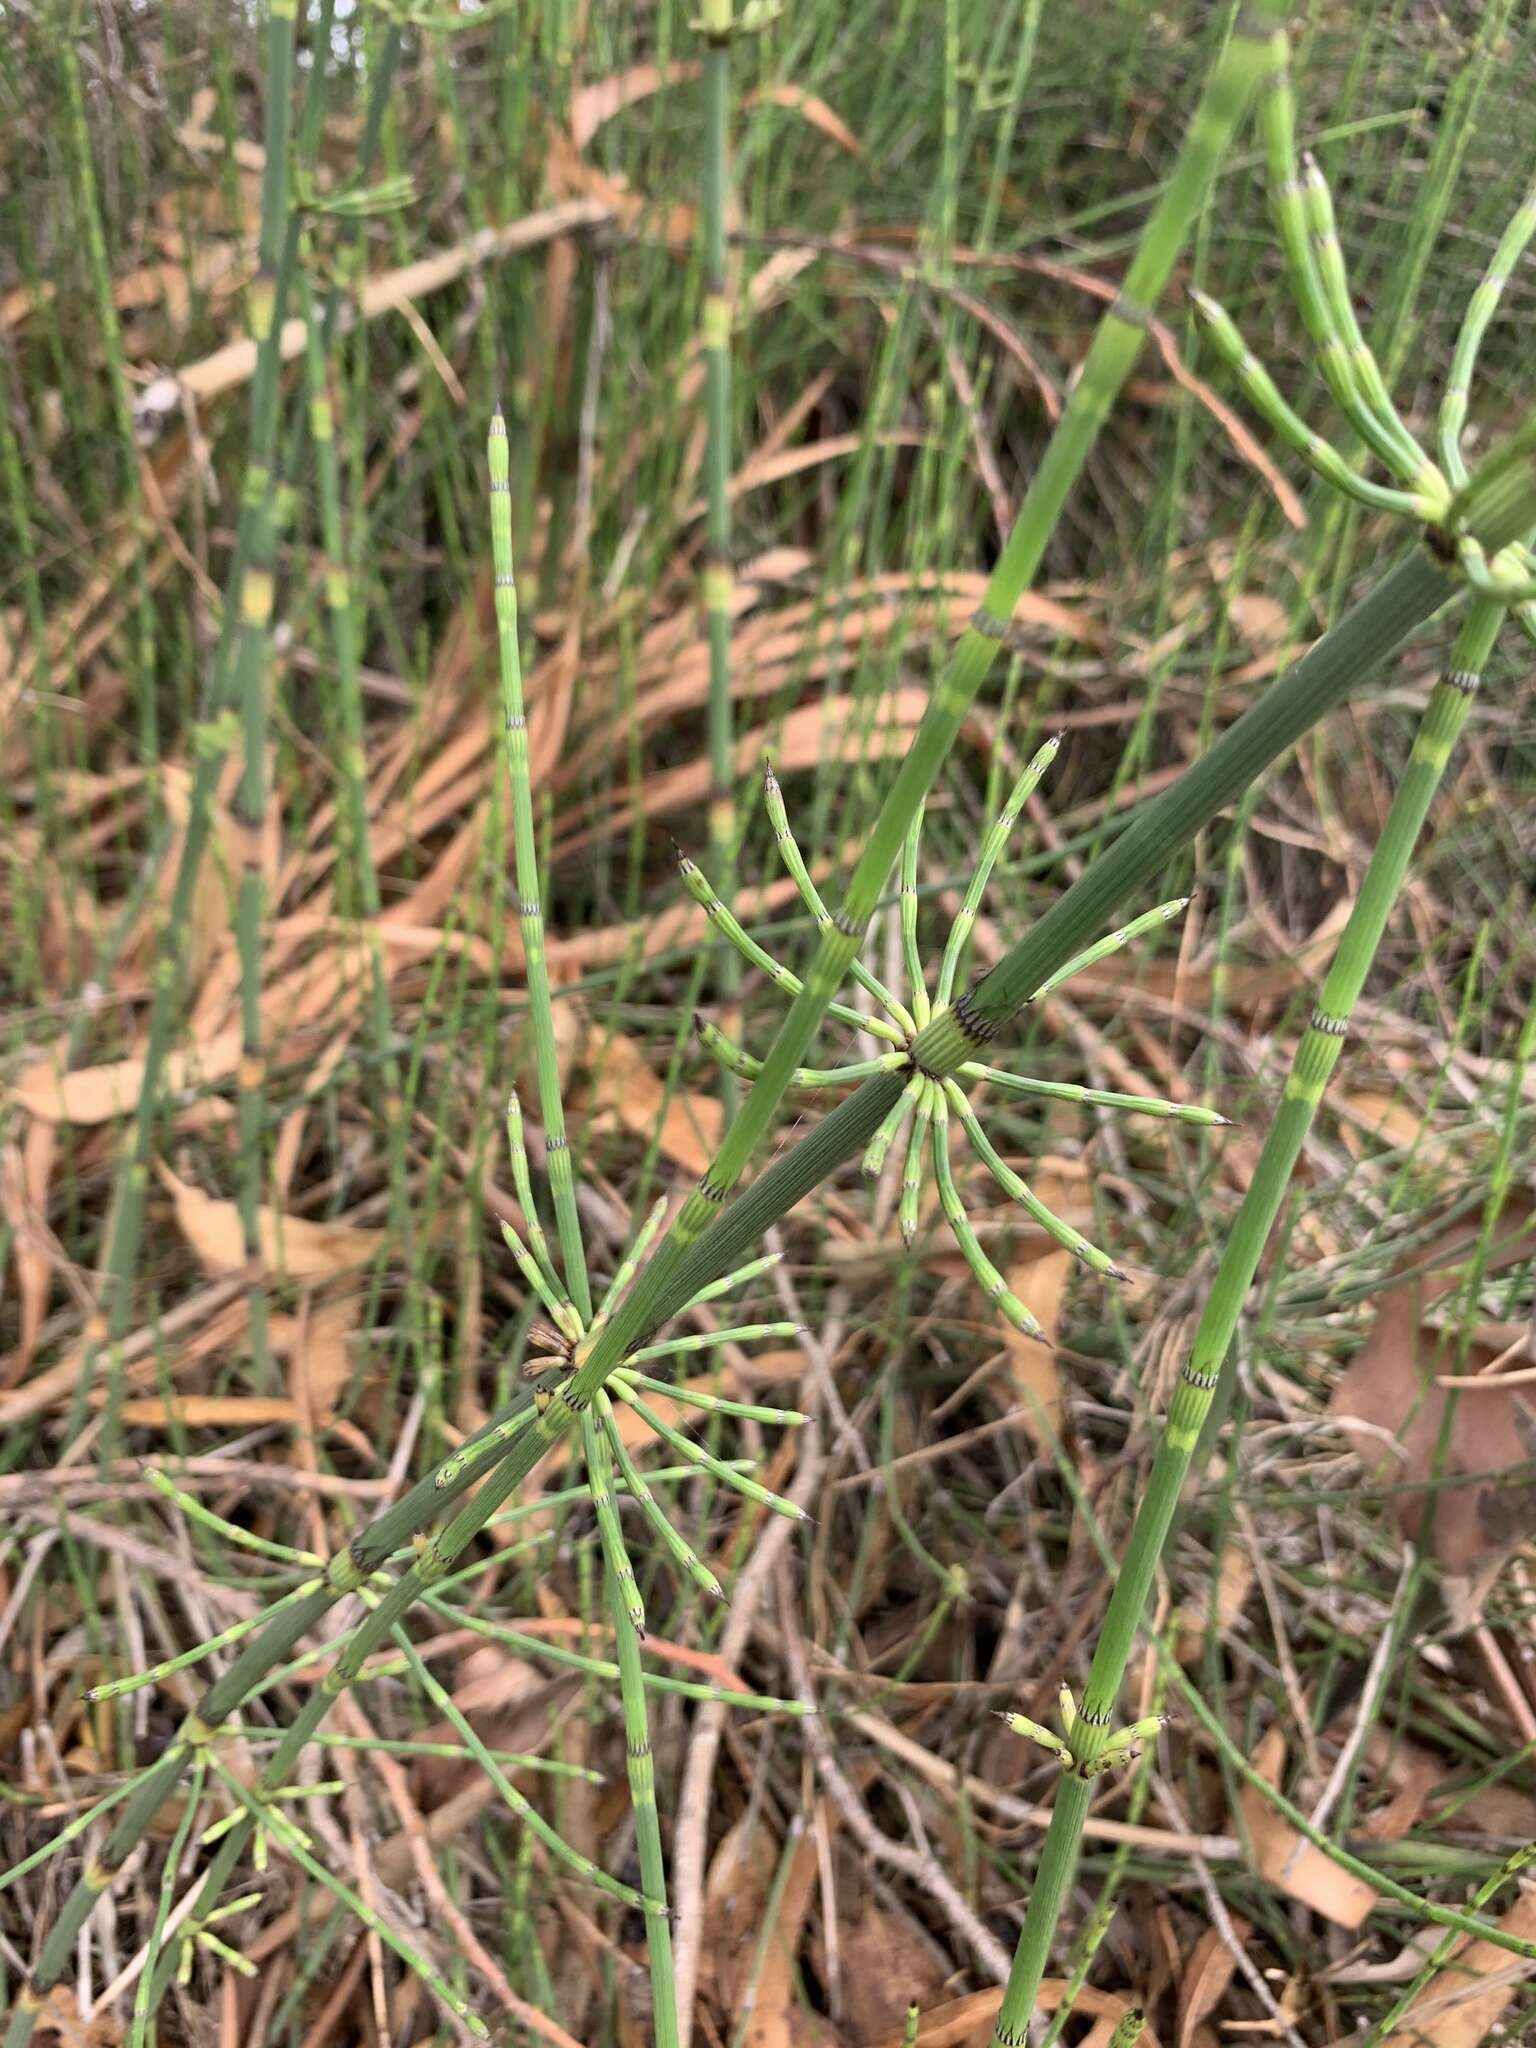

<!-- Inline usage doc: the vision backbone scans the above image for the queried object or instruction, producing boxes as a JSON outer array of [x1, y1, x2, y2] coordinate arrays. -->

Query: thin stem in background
[[699, 0, 739, 1121], [228, 0, 307, 1404], [61, 0, 310, 1447], [55, 18, 156, 772]]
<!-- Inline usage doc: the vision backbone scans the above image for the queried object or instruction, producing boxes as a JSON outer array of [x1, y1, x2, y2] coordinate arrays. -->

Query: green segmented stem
[[585, 1197, 669, 1346], [0, 1783, 137, 1898], [899, 1076, 939, 1245], [961, 1063, 1229, 1127], [987, 598, 1506, 2040], [583, 1407, 646, 1636], [1439, 174, 1536, 487], [55, 15, 408, 1471], [678, 852, 906, 1043], [936, 734, 1060, 1006], [209, 1761, 489, 2034], [1029, 897, 1189, 1000], [607, 1382, 806, 1521], [598, 1391, 725, 1602], [62, 0, 310, 1456], [9, 1375, 550, 2042], [614, 1370, 806, 1427], [293, 50, 421, 1398], [900, 802, 930, 1027], [230, 0, 314, 1404], [505, 1088, 563, 1299], [699, 0, 738, 1150], [864, 1072, 921, 1180], [555, 3, 1285, 1403], [698, 1015, 901, 1088], [85, 1580, 324, 1702], [433, 1399, 538, 1492], [607, 1531, 681, 2048], [128, 1753, 208, 2048], [764, 761, 915, 1032], [678, 1251, 782, 1312], [57, 23, 155, 764], [1258, 59, 1417, 486], [1299, 151, 1440, 494], [1108, 2012, 1146, 2048], [931, 1090, 1044, 1339], [942, 1078, 1122, 1278], [1189, 288, 1431, 516], [625, 1320, 799, 1366], [423, 1592, 807, 1714], [145, 1467, 322, 1566], [489, 410, 590, 1318], [500, 1218, 581, 1338]]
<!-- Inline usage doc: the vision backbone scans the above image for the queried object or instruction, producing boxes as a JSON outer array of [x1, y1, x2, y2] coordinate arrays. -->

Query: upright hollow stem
[[984, 595, 1508, 2044], [489, 412, 591, 1317], [700, 9, 739, 1118], [63, 0, 311, 1444]]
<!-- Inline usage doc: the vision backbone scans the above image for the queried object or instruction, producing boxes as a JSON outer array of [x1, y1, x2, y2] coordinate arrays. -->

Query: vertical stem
[[985, 598, 1505, 2043], [64, 0, 309, 1443], [55, 14, 156, 770], [587, 1415, 680, 2047], [488, 412, 591, 1317], [699, 9, 738, 1119], [230, 0, 315, 1395]]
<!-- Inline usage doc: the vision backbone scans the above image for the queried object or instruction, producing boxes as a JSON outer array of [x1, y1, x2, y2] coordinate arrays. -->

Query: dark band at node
[[952, 990, 999, 1044]]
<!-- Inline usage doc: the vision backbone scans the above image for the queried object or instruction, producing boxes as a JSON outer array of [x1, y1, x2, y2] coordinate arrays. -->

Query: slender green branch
[[699, 0, 739, 1122], [984, 598, 1507, 2042], [63, 0, 311, 1444], [586, 1412, 680, 2047], [490, 410, 591, 1316], [228, 0, 306, 1400]]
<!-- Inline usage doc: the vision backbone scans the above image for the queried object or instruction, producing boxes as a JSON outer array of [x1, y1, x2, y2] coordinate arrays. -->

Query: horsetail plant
[[532, 0, 1292, 1384], [688, 746, 1228, 1337], [63, 0, 309, 1445], [21, 365, 1536, 2048], [21, 11, 1536, 2040], [6, 420, 805, 2045], [695, 0, 746, 1107], [984, 91, 1536, 2048]]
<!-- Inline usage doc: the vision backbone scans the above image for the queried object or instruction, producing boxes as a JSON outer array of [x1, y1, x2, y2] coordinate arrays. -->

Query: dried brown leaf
[[1328, 1200, 1536, 1628], [746, 85, 862, 155], [1175, 1918, 1249, 2048], [582, 1033, 722, 1176], [156, 1161, 384, 1280], [1235, 1726, 1379, 1928], [11, 1030, 242, 1125], [570, 62, 700, 151]]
